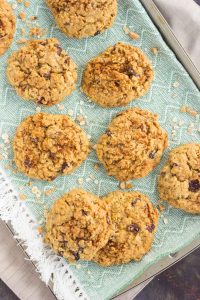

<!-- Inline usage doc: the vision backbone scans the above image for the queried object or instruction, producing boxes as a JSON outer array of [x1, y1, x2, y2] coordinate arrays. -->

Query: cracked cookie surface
[[96, 108, 168, 181], [13, 113, 90, 181], [158, 144, 200, 214], [46, 0, 117, 39], [45, 189, 112, 262], [0, 0, 16, 56], [7, 38, 77, 106], [82, 42, 154, 107], [93, 190, 158, 266]]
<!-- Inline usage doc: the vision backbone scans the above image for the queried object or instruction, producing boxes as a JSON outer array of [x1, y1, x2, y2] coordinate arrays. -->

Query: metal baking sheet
[[5, 1, 200, 299]]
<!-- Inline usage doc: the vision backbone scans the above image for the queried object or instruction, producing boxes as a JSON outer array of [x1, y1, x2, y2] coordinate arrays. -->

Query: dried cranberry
[[146, 224, 155, 233], [55, 44, 62, 55], [49, 152, 56, 159], [107, 217, 111, 225], [124, 66, 139, 78], [31, 137, 39, 143], [50, 176, 56, 181], [94, 30, 101, 36], [24, 158, 32, 168], [61, 162, 69, 173], [131, 199, 139, 206], [149, 150, 157, 159], [82, 210, 88, 216], [114, 81, 120, 87], [106, 129, 112, 137], [43, 73, 51, 79], [127, 223, 140, 234], [189, 180, 200, 192], [37, 97, 45, 104], [71, 251, 80, 261]]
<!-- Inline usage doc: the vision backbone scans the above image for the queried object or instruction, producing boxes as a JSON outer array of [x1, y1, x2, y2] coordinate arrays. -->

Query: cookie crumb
[[24, 1, 30, 7], [128, 31, 140, 40], [17, 0, 23, 3], [93, 163, 100, 171], [151, 47, 158, 55], [21, 28, 26, 36], [45, 188, 56, 197], [123, 25, 129, 34], [17, 38, 27, 44], [37, 227, 43, 234], [126, 182, 133, 189], [180, 105, 198, 117], [19, 193, 27, 201], [57, 104, 65, 111], [19, 12, 26, 21]]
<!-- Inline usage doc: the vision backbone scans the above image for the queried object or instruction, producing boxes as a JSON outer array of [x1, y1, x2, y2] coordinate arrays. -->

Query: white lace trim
[[0, 167, 89, 300]]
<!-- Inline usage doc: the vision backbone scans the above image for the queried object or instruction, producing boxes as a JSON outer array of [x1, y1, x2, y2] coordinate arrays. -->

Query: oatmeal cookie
[[45, 189, 112, 262], [93, 190, 158, 266], [96, 108, 168, 181], [13, 113, 90, 181], [82, 42, 154, 107], [7, 38, 77, 106], [0, 0, 16, 56], [46, 0, 117, 39], [158, 144, 200, 214]]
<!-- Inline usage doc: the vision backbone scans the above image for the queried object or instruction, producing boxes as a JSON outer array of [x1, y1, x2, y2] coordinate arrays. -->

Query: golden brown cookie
[[93, 190, 159, 266], [96, 108, 168, 181], [0, 0, 16, 56], [46, 0, 117, 39], [82, 42, 154, 107], [158, 144, 200, 214], [7, 38, 77, 106], [13, 113, 90, 181], [44, 189, 112, 262]]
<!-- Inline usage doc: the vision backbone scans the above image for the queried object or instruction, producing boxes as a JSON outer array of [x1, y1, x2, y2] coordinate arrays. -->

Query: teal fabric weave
[[0, 1, 200, 299]]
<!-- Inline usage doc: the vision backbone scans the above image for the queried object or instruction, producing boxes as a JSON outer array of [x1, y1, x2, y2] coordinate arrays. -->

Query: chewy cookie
[[0, 0, 16, 56], [13, 113, 90, 181], [158, 144, 200, 214], [45, 189, 112, 262], [82, 42, 154, 107], [7, 38, 77, 106], [93, 190, 158, 266], [96, 108, 168, 181], [46, 0, 117, 39]]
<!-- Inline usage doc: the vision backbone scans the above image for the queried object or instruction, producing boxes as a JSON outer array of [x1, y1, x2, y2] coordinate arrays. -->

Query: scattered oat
[[31, 186, 41, 198], [173, 81, 180, 88], [57, 104, 65, 111], [86, 178, 91, 182], [68, 109, 73, 117], [94, 179, 99, 185], [2, 133, 9, 143], [17, 38, 27, 44], [87, 270, 92, 275], [123, 25, 129, 34], [80, 100, 84, 105], [151, 47, 158, 55], [75, 264, 82, 269], [19, 12, 26, 21], [89, 174, 95, 180], [12, 3, 18, 9], [77, 178, 84, 185], [163, 218, 168, 225], [19, 193, 27, 201], [128, 31, 140, 40], [119, 182, 126, 190], [36, 106, 41, 113]]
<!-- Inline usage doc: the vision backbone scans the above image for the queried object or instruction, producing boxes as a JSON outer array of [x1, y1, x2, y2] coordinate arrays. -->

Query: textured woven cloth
[[0, 0, 199, 300]]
